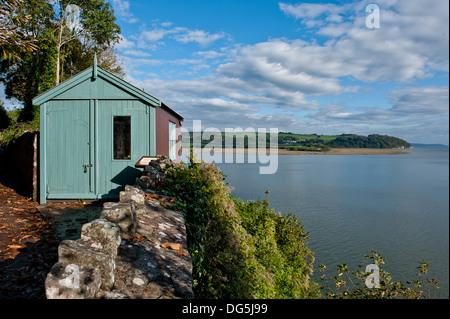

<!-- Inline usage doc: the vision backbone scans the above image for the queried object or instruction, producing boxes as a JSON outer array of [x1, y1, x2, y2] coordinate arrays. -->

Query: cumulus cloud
[[116, 0, 448, 143], [389, 86, 449, 119], [110, 0, 138, 23], [140, 29, 171, 42], [278, 0, 448, 82], [134, 24, 229, 48], [217, 39, 354, 95], [279, 2, 352, 28], [174, 29, 227, 46], [306, 86, 449, 138], [122, 49, 151, 57], [194, 50, 227, 59], [116, 35, 135, 49]]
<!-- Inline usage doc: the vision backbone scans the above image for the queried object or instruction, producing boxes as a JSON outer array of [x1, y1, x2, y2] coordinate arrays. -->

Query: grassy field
[[278, 133, 338, 142]]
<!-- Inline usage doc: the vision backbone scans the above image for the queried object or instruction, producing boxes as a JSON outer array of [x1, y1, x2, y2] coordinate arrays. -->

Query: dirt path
[[0, 182, 59, 299]]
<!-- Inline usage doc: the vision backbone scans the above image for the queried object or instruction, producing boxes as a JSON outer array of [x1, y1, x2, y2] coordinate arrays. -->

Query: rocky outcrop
[[135, 156, 170, 189], [45, 167, 193, 299]]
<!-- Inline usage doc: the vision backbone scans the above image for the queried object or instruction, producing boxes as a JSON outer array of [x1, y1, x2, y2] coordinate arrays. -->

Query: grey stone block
[[58, 240, 116, 290], [120, 185, 145, 206], [80, 218, 122, 256], [45, 262, 101, 299], [100, 202, 136, 234]]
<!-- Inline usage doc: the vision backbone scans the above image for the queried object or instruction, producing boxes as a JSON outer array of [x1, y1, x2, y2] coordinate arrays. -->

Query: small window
[[114, 116, 131, 160], [169, 121, 177, 160]]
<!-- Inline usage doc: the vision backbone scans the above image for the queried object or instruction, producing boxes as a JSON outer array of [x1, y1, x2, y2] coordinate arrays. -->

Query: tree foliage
[[0, 0, 38, 61], [325, 134, 412, 149], [0, 0, 122, 121], [0, 108, 39, 147], [52, 0, 121, 84]]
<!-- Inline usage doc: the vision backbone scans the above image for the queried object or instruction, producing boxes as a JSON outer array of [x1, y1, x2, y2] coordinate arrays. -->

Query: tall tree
[[0, 0, 37, 61], [0, 0, 122, 120], [0, 0, 54, 120], [62, 43, 125, 80], [53, 0, 121, 85]]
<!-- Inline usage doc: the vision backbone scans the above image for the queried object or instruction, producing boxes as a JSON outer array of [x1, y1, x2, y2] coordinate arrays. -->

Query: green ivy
[[159, 159, 320, 299]]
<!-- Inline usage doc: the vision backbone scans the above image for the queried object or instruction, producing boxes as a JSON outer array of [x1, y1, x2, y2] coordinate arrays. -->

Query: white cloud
[[389, 86, 449, 119], [217, 39, 354, 96], [110, 0, 138, 23], [306, 85, 449, 138], [173, 29, 227, 46], [194, 50, 226, 59], [123, 49, 151, 57], [135, 24, 229, 48], [279, 2, 353, 28], [277, 0, 449, 83], [116, 0, 448, 144], [279, 2, 343, 19], [140, 29, 172, 42], [116, 35, 135, 49], [317, 22, 352, 37], [126, 73, 448, 143]]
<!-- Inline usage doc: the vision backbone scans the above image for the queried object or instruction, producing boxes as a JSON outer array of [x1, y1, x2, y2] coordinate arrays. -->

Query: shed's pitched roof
[[161, 102, 184, 121], [33, 64, 161, 107]]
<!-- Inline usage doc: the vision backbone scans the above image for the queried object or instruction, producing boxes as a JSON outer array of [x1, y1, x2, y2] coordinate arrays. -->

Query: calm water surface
[[211, 147, 449, 297]]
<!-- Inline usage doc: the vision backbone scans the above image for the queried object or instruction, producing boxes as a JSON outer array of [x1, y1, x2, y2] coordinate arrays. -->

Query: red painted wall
[[155, 106, 183, 162]]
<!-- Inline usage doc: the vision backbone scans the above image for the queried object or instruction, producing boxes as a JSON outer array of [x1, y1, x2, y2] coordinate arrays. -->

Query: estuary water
[[209, 147, 449, 298]]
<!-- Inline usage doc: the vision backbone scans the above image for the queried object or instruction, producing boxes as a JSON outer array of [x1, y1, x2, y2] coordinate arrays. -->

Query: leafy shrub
[[235, 199, 320, 298], [0, 107, 39, 147], [0, 103, 11, 131], [159, 159, 320, 299], [318, 250, 443, 299]]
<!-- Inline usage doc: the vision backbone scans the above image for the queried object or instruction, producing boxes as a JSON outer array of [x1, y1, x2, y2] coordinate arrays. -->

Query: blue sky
[[4, 0, 448, 145]]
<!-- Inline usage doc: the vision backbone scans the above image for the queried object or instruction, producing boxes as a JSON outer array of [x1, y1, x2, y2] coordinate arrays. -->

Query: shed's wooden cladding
[[33, 60, 183, 203]]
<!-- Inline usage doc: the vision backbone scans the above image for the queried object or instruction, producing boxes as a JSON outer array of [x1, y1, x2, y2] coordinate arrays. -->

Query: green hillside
[[278, 133, 412, 151], [181, 132, 412, 152]]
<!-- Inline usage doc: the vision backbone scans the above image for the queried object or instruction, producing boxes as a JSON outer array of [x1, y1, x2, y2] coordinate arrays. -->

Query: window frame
[[113, 115, 132, 161], [169, 120, 177, 161]]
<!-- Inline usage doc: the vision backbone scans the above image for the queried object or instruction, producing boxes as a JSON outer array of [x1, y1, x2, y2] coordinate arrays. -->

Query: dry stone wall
[[45, 167, 193, 299]]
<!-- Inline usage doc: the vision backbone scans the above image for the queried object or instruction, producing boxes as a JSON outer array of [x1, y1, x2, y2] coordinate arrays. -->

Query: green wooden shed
[[33, 58, 183, 204]]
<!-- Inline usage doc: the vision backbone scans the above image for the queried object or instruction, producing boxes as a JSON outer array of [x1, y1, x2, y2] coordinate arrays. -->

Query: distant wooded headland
[[182, 132, 413, 154]]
